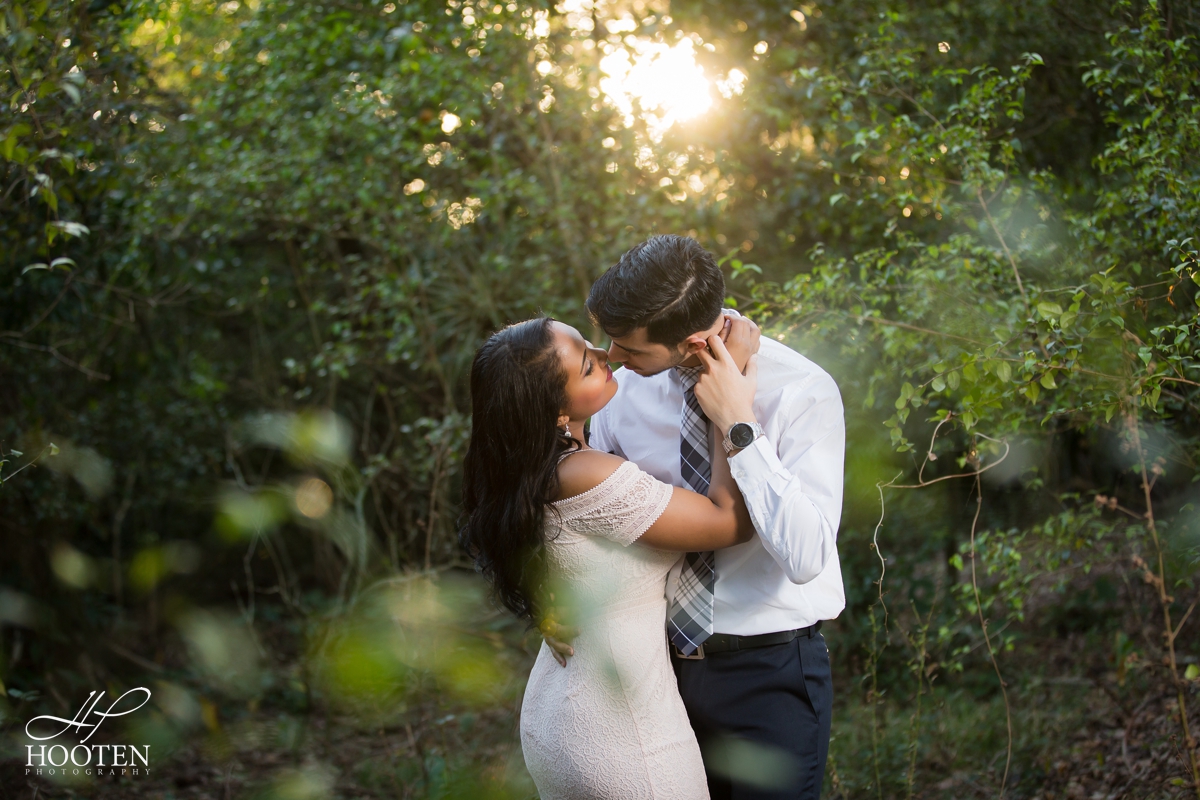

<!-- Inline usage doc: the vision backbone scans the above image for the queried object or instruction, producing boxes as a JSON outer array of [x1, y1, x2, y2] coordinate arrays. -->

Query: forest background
[[2, 0, 1200, 797]]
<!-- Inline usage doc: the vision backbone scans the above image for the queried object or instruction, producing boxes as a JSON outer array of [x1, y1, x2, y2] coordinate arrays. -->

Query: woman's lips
[[606, 365, 613, 382]]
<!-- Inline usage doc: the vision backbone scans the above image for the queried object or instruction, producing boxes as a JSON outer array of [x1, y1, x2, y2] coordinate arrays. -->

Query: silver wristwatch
[[722, 422, 764, 455]]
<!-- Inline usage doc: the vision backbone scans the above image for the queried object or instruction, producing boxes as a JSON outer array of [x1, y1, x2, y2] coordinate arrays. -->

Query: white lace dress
[[520, 461, 710, 800]]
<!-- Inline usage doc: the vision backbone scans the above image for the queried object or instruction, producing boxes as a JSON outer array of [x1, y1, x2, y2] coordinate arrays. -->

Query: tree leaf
[[48, 220, 90, 238], [1037, 301, 1063, 319]]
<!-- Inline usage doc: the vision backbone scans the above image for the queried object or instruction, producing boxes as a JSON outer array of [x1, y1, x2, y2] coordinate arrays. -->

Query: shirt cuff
[[729, 435, 783, 487]]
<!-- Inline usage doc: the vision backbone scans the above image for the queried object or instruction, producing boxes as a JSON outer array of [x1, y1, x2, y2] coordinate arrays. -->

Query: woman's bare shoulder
[[554, 449, 627, 501]]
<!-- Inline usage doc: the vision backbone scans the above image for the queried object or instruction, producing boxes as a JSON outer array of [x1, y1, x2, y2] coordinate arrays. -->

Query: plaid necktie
[[668, 365, 716, 656]]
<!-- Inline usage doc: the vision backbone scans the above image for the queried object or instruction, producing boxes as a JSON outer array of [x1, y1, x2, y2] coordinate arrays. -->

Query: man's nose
[[606, 343, 621, 363]]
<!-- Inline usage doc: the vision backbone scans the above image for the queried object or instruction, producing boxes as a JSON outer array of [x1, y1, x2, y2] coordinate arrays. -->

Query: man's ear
[[679, 316, 728, 356], [680, 334, 708, 355]]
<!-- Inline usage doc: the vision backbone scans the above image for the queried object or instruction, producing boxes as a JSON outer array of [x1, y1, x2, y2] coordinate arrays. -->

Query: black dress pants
[[673, 632, 832, 800]]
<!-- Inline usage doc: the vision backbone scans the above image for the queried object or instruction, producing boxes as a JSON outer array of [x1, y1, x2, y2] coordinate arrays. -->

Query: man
[[580, 234, 844, 800]]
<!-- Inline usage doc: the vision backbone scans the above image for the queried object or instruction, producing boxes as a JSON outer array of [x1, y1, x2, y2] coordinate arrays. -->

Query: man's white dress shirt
[[590, 335, 846, 636]]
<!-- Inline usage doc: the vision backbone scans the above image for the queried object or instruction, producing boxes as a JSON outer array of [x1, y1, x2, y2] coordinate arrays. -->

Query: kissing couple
[[460, 235, 845, 800]]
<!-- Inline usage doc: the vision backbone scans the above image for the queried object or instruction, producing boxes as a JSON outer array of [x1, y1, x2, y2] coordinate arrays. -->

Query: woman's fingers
[[546, 635, 574, 668], [543, 619, 578, 668], [707, 332, 734, 364], [694, 337, 759, 432], [727, 316, 761, 354], [717, 316, 760, 373]]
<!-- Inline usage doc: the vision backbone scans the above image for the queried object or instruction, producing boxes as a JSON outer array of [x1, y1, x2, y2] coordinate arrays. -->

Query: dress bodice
[[544, 460, 678, 619], [521, 458, 709, 799]]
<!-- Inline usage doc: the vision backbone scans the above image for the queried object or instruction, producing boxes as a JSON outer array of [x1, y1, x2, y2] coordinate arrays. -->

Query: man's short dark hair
[[586, 235, 725, 347]]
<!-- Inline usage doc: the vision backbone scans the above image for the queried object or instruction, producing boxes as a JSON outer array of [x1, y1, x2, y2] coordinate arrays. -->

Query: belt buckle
[[674, 643, 705, 660]]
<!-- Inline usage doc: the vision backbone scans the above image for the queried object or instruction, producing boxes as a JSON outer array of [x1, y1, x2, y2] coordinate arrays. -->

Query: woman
[[460, 317, 759, 800]]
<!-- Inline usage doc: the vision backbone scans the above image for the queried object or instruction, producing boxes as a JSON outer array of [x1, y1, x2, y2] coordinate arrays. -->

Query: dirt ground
[[5, 679, 1197, 799]]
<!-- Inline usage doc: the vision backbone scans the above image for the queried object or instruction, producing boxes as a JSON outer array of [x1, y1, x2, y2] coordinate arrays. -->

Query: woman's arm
[[556, 448, 752, 553], [635, 432, 755, 551], [556, 352, 759, 552]]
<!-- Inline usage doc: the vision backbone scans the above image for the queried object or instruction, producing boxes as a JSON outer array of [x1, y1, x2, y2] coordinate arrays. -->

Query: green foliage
[[2, 0, 161, 273], [743, 2, 1200, 792]]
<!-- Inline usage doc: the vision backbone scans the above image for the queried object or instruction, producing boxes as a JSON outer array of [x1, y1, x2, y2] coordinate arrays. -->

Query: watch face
[[730, 423, 755, 448]]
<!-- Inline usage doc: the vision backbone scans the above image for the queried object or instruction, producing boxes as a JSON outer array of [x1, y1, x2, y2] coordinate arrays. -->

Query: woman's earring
[[562, 422, 572, 438]]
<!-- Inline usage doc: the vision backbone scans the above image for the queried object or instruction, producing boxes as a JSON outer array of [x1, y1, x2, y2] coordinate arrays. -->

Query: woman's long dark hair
[[459, 317, 578, 622]]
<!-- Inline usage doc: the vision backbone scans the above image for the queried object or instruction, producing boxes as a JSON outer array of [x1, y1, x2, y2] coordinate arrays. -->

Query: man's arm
[[727, 378, 843, 584], [694, 339, 845, 585]]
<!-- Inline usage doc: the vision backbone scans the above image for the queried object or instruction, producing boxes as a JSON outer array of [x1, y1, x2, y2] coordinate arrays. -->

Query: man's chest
[[603, 385, 784, 488], [605, 397, 684, 488]]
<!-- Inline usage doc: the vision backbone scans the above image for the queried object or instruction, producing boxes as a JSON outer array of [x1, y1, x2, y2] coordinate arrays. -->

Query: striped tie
[[668, 366, 716, 656]]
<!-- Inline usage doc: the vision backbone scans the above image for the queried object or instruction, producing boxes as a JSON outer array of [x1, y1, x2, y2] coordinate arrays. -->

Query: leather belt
[[672, 622, 822, 660]]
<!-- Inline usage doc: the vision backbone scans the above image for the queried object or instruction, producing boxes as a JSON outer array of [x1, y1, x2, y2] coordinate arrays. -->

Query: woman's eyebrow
[[579, 346, 589, 375]]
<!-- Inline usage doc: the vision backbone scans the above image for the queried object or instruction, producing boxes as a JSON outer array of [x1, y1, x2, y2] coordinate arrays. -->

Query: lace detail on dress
[[523, 459, 708, 799], [551, 461, 673, 546]]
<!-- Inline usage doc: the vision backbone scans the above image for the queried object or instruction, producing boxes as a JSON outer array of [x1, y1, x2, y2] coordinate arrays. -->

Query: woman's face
[[550, 321, 618, 422]]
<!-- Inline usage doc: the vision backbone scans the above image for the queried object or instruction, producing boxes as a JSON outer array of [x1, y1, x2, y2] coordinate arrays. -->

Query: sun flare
[[599, 38, 718, 139]]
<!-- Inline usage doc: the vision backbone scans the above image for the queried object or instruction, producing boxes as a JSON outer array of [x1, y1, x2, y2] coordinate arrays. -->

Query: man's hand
[[694, 333, 759, 437], [717, 315, 760, 374], [539, 618, 580, 667]]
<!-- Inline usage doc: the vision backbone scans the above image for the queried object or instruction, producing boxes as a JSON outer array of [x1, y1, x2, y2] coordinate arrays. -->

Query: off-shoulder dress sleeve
[[550, 461, 673, 546]]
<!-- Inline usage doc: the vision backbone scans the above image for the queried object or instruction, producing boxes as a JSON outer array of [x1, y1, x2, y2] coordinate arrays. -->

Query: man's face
[[605, 327, 687, 377], [605, 315, 727, 376]]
